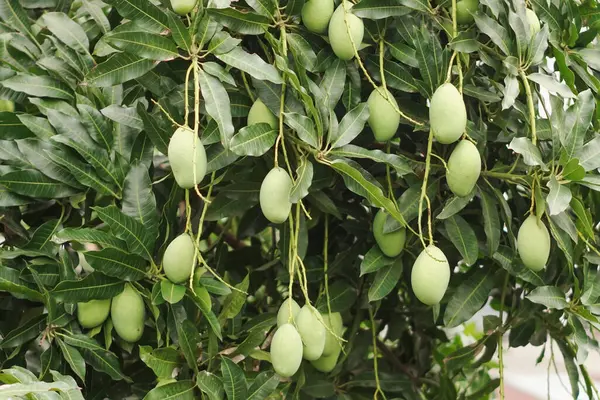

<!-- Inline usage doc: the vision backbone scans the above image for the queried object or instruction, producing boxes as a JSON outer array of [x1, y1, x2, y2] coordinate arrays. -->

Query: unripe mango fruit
[[328, 1, 364, 61], [311, 342, 342, 373], [168, 126, 207, 189], [302, 0, 334, 34], [0, 99, 14, 112], [111, 284, 145, 343], [456, 0, 478, 25], [259, 167, 292, 224], [248, 99, 277, 129], [321, 312, 343, 357], [277, 298, 301, 327], [77, 299, 111, 329], [430, 83, 467, 144], [270, 323, 303, 377], [373, 210, 406, 257], [170, 0, 196, 15], [517, 215, 550, 271], [163, 233, 195, 284], [367, 87, 400, 142], [526, 9, 540, 35], [446, 140, 481, 197], [411, 245, 450, 305], [296, 305, 326, 360]]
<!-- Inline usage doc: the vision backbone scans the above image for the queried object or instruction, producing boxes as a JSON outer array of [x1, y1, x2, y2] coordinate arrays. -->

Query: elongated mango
[[170, 0, 196, 15], [446, 140, 481, 197], [111, 284, 145, 343], [368, 87, 400, 142], [248, 99, 277, 129], [168, 126, 207, 189], [430, 83, 467, 144], [373, 210, 406, 258], [517, 215, 550, 271], [411, 245, 450, 305], [270, 323, 303, 377], [277, 298, 301, 327], [302, 0, 334, 34], [321, 312, 343, 357], [260, 167, 292, 224], [296, 305, 326, 360], [328, 1, 364, 61], [77, 299, 111, 329], [163, 233, 195, 284]]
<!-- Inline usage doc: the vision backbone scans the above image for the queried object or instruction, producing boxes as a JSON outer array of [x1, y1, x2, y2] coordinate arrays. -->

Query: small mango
[[367, 87, 400, 142], [411, 245, 450, 305], [168, 126, 207, 189], [270, 323, 303, 377], [430, 83, 467, 144], [259, 167, 293, 224], [373, 210, 406, 258], [163, 233, 196, 284], [296, 305, 326, 361], [446, 140, 481, 197], [111, 284, 145, 343], [302, 0, 334, 34], [77, 299, 111, 329], [248, 99, 277, 129], [517, 215, 550, 271], [321, 312, 343, 357], [170, 0, 196, 15], [277, 298, 301, 327], [328, 1, 364, 61]]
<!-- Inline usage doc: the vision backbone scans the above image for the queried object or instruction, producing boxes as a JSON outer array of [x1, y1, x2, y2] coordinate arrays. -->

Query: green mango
[[367, 87, 400, 142], [170, 0, 196, 15], [270, 323, 303, 377], [296, 305, 326, 361], [430, 83, 467, 144], [446, 140, 481, 197], [0, 100, 14, 112], [77, 299, 111, 329], [111, 284, 145, 343], [456, 0, 478, 25], [373, 210, 406, 258], [163, 233, 195, 284], [248, 99, 277, 129], [302, 0, 334, 34], [259, 167, 293, 224], [411, 245, 450, 305], [517, 215, 550, 271], [311, 343, 341, 373], [277, 298, 301, 327], [328, 1, 364, 60], [321, 312, 343, 356], [168, 126, 207, 189], [526, 9, 541, 35]]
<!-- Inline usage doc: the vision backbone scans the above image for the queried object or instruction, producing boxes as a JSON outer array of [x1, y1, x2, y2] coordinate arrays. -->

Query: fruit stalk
[[192, 59, 208, 201], [418, 130, 435, 248], [189, 171, 216, 292], [369, 307, 386, 400], [519, 69, 537, 146]]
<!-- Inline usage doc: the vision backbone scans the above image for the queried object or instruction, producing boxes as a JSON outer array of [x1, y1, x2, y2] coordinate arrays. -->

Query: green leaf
[[160, 280, 185, 304], [360, 245, 394, 276], [167, 11, 192, 54], [388, 41, 418, 68], [436, 192, 474, 220], [199, 277, 232, 296], [444, 215, 478, 266], [443, 268, 495, 328], [122, 163, 159, 236], [320, 58, 346, 109], [104, 0, 169, 33], [449, 32, 480, 53], [473, 11, 512, 55], [546, 176, 572, 216], [219, 275, 249, 320], [53, 228, 127, 250], [368, 258, 402, 302], [137, 103, 170, 155], [104, 32, 179, 61], [207, 8, 270, 35], [0, 169, 78, 198], [221, 357, 247, 400], [42, 12, 89, 54], [144, 380, 196, 400], [283, 112, 318, 148], [329, 103, 369, 148], [316, 280, 358, 313], [52, 272, 124, 302], [83, 0, 111, 34], [527, 73, 575, 98], [203, 62, 236, 86], [290, 158, 313, 203], [187, 291, 222, 340], [561, 90, 595, 159], [413, 25, 443, 97], [526, 286, 568, 309], [577, 135, 600, 171], [216, 47, 282, 84], [3, 74, 74, 101], [479, 189, 500, 255], [139, 345, 180, 379], [247, 371, 280, 400], [0, 0, 37, 47], [56, 338, 86, 383], [287, 33, 317, 72], [571, 197, 595, 240], [208, 31, 242, 55], [84, 249, 148, 281], [230, 123, 277, 157], [0, 381, 72, 396], [85, 53, 157, 87], [246, 0, 276, 19], [77, 104, 113, 151], [331, 145, 413, 176], [177, 319, 200, 372], [198, 69, 234, 148], [196, 371, 224, 400], [353, 0, 410, 19], [0, 314, 46, 348], [0, 266, 44, 302], [507, 137, 548, 170]]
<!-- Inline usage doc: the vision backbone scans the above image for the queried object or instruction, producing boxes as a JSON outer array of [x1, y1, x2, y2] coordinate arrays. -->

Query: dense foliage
[[0, 0, 600, 399]]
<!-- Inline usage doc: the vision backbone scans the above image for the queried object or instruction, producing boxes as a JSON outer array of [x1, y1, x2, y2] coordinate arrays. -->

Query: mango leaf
[[216, 47, 282, 84], [167, 11, 192, 54], [53, 228, 127, 250], [320, 59, 346, 110], [479, 189, 500, 255], [85, 53, 157, 87], [60, 333, 128, 381], [546, 176, 572, 216], [177, 320, 200, 372], [198, 69, 234, 148], [77, 104, 113, 151], [144, 380, 196, 400], [437, 192, 474, 220], [360, 245, 394, 276], [122, 163, 159, 236], [104, 32, 179, 61], [187, 291, 222, 340], [368, 258, 402, 302], [219, 275, 249, 321], [0, 169, 78, 198], [283, 112, 318, 148], [52, 272, 124, 302], [139, 346, 180, 379], [0, 0, 36, 46], [473, 11, 512, 55], [444, 268, 495, 328], [316, 280, 358, 313], [246, 0, 276, 19], [3, 74, 74, 101], [103, 0, 169, 33], [42, 12, 89, 54], [221, 357, 247, 400], [444, 215, 478, 265], [353, 0, 411, 19], [561, 90, 595, 159], [56, 338, 86, 383], [229, 123, 276, 157], [0, 314, 46, 348], [247, 371, 279, 400], [526, 286, 569, 309], [507, 137, 548, 170], [207, 8, 270, 35], [83, 249, 148, 281], [527, 73, 575, 98], [290, 158, 313, 203], [137, 103, 169, 155], [196, 371, 224, 400], [160, 280, 185, 304], [329, 103, 370, 148], [331, 145, 413, 176]]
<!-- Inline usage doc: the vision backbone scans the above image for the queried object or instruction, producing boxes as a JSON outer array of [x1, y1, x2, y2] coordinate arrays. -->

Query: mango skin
[[321, 312, 343, 357], [248, 99, 277, 129], [77, 299, 111, 329], [296, 305, 326, 361], [430, 83, 467, 144], [373, 210, 406, 258], [411, 245, 450, 305], [111, 284, 145, 343], [0, 100, 14, 112], [517, 215, 550, 271], [302, 0, 334, 34], [368, 87, 400, 142], [328, 2, 364, 61], [170, 0, 196, 15], [163, 233, 195, 284], [526, 9, 540, 35], [446, 140, 481, 197], [456, 0, 478, 25], [277, 298, 301, 327], [168, 126, 207, 189], [270, 323, 303, 377], [260, 167, 293, 224]]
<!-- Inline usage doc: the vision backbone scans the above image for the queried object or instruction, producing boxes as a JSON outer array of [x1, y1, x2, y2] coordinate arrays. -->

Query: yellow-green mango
[[373, 210, 406, 258], [321, 312, 343, 356], [302, 0, 334, 34], [367, 87, 400, 142], [170, 0, 196, 15], [411, 245, 450, 305], [163, 233, 195, 284], [328, 1, 364, 61], [270, 323, 303, 377], [526, 9, 540, 35], [77, 299, 111, 329], [168, 126, 207, 189], [0, 100, 14, 112], [311, 343, 341, 373], [296, 305, 326, 360], [111, 284, 145, 343], [446, 140, 481, 197], [430, 83, 467, 144], [277, 298, 301, 327], [259, 167, 292, 224], [517, 215, 550, 271], [456, 0, 478, 25], [248, 99, 277, 129]]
